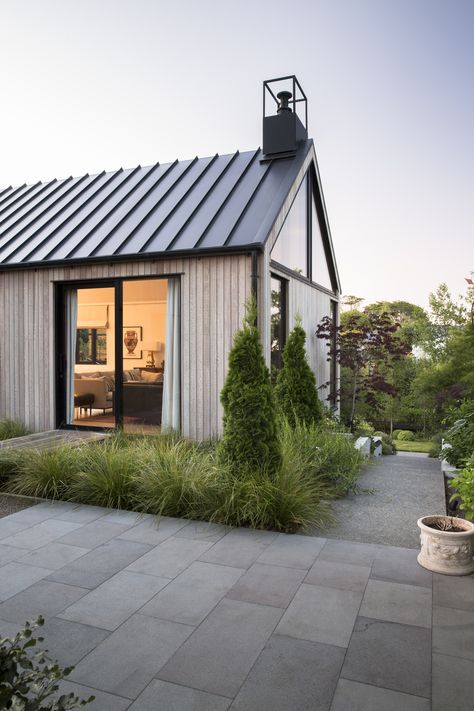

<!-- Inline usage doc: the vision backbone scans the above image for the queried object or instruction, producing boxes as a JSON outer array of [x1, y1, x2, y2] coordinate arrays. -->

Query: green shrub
[[0, 418, 30, 441], [397, 430, 415, 441], [274, 318, 324, 427], [381, 441, 394, 455], [392, 429, 402, 440], [352, 417, 375, 437], [428, 443, 442, 458], [0, 616, 93, 709], [219, 297, 280, 476], [442, 401, 474, 468], [450, 455, 474, 520], [6, 447, 81, 500]]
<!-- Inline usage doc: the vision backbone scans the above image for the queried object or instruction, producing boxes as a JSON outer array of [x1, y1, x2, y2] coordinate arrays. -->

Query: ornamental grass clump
[[6, 446, 81, 500], [219, 297, 281, 476], [274, 317, 324, 427], [0, 417, 30, 441], [70, 437, 138, 509]]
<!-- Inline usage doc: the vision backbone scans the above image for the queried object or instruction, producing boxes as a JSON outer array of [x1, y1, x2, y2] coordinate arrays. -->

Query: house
[[0, 76, 340, 440]]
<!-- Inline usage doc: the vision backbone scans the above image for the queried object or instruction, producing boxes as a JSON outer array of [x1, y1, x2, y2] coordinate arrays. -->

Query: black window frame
[[270, 273, 288, 377], [75, 327, 107, 366]]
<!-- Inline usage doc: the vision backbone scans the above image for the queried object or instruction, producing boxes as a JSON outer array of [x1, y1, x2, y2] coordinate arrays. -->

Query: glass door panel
[[65, 285, 116, 428], [122, 279, 167, 433]]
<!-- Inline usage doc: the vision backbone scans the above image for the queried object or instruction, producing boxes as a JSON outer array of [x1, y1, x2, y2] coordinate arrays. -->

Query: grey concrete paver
[[359, 579, 432, 628], [39, 618, 110, 667], [433, 605, 474, 660], [0, 543, 29, 566], [256, 533, 326, 569], [129, 679, 231, 710], [318, 539, 380, 566], [71, 613, 194, 699], [59, 570, 170, 630], [371, 545, 433, 587], [141, 561, 243, 626], [0, 580, 87, 623], [18, 542, 90, 570], [157, 598, 283, 698], [226, 562, 306, 608], [432, 653, 474, 711], [47, 538, 153, 588], [55, 680, 130, 711], [0, 495, 470, 709], [275, 583, 362, 647], [305, 559, 371, 593], [330, 678, 430, 711], [0, 562, 53, 601], [433, 571, 474, 611], [199, 528, 278, 569], [117, 515, 189, 545], [230, 635, 345, 711], [126, 536, 214, 578], [0, 518, 83, 550], [342, 616, 432, 698], [57, 520, 129, 548]]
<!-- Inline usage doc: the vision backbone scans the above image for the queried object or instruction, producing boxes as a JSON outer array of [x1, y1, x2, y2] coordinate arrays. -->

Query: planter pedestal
[[417, 516, 474, 576]]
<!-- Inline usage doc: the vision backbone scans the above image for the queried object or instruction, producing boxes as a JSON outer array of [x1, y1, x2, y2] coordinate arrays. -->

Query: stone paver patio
[[0, 500, 473, 710]]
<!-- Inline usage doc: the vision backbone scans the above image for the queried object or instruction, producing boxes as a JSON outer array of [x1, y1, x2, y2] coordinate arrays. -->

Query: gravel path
[[315, 453, 446, 548], [0, 494, 38, 518]]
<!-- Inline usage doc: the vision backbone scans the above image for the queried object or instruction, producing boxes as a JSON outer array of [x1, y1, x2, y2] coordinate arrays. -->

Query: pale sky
[[1, 0, 472, 308]]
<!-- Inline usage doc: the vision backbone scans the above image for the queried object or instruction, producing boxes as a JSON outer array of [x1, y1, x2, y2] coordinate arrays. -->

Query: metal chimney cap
[[277, 90, 292, 113]]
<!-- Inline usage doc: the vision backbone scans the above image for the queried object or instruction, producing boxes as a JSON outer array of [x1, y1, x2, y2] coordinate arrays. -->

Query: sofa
[[74, 369, 163, 417]]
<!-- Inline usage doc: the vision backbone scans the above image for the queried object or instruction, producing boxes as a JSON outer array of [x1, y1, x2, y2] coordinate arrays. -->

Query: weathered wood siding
[[0, 255, 252, 439]]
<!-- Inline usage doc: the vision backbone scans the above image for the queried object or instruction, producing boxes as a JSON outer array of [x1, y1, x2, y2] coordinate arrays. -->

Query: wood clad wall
[[0, 255, 252, 439]]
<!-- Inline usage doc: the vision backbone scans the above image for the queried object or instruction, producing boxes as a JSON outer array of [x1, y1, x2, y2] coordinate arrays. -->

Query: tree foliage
[[219, 297, 281, 476], [274, 318, 324, 427], [316, 308, 410, 430]]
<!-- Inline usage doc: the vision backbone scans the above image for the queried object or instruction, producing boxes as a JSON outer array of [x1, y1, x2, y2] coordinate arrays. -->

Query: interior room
[[70, 278, 172, 431]]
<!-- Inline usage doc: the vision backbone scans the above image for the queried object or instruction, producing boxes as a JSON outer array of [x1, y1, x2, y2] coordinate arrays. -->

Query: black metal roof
[[0, 140, 313, 267]]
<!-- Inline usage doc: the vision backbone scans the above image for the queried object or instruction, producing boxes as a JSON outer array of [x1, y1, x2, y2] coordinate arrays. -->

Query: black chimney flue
[[277, 90, 292, 113], [262, 76, 308, 160]]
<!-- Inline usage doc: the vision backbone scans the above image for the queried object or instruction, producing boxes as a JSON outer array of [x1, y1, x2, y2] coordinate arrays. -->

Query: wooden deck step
[[0, 429, 109, 451]]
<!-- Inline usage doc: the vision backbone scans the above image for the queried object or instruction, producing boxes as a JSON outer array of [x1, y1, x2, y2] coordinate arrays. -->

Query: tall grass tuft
[[0, 418, 30, 441], [70, 438, 138, 509], [6, 446, 80, 500]]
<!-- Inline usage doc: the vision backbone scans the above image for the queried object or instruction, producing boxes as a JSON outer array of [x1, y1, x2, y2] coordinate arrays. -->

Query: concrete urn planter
[[417, 515, 474, 576]]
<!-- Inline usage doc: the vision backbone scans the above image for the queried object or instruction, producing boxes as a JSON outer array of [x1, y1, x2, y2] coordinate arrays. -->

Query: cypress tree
[[219, 297, 281, 476], [275, 316, 324, 427]]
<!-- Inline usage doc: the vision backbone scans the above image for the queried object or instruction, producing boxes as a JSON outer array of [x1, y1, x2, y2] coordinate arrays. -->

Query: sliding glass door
[[58, 276, 180, 433]]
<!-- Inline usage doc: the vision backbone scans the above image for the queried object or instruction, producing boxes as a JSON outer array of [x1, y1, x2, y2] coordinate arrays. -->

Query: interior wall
[[74, 281, 167, 374]]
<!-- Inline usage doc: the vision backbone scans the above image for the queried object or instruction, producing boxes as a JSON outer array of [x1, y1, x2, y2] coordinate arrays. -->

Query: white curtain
[[162, 278, 181, 431], [65, 289, 78, 423]]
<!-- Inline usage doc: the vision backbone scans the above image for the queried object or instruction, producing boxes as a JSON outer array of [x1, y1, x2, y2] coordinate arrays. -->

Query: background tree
[[219, 297, 281, 476], [316, 309, 409, 431], [274, 317, 324, 427]]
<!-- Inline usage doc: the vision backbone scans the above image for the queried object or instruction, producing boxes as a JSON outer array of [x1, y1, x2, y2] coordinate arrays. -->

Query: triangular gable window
[[271, 175, 308, 276], [311, 192, 333, 291]]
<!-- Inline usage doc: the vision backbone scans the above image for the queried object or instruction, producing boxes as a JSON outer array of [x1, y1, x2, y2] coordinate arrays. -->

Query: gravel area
[[0, 494, 39, 518], [314, 453, 446, 548]]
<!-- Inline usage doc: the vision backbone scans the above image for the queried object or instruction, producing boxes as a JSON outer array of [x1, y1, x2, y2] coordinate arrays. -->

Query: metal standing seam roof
[[0, 140, 314, 267]]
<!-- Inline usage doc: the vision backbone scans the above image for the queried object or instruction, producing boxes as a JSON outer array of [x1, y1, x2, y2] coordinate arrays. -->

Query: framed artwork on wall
[[123, 326, 142, 359]]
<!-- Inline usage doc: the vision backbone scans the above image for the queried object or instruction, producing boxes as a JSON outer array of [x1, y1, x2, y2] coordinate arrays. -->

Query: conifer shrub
[[274, 317, 324, 427], [219, 297, 281, 477]]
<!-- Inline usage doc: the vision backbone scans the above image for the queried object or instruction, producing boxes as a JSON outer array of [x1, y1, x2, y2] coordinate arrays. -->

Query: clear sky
[[1, 0, 472, 308]]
